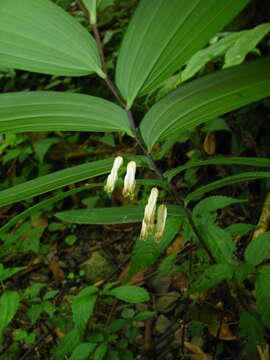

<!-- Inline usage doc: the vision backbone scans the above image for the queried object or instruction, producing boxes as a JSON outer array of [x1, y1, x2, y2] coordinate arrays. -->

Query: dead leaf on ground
[[184, 341, 214, 360], [257, 344, 269, 360], [166, 236, 184, 255], [208, 319, 236, 341]]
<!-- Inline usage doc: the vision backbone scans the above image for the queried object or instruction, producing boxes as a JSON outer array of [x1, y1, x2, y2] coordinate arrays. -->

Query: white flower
[[140, 187, 159, 240], [104, 156, 123, 193], [122, 161, 136, 199], [155, 205, 167, 242]]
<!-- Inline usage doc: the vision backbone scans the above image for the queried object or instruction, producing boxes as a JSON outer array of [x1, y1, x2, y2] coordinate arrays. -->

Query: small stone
[[81, 251, 115, 283], [156, 292, 180, 313], [155, 315, 171, 334]]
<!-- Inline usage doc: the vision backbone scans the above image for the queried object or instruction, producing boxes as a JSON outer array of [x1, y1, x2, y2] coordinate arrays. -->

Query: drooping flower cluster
[[104, 157, 167, 242], [104, 156, 136, 199]]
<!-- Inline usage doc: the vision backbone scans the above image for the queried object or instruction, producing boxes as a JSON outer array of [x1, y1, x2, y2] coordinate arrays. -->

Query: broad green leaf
[[255, 265, 270, 329], [56, 205, 184, 224], [0, 92, 131, 135], [0, 291, 20, 343], [224, 23, 270, 68], [182, 22, 270, 81], [110, 285, 149, 304], [94, 343, 108, 360], [72, 286, 98, 336], [0, 0, 104, 77], [238, 311, 265, 360], [225, 223, 255, 238], [70, 343, 96, 360], [34, 138, 60, 163], [128, 217, 182, 279], [116, 0, 249, 107], [190, 263, 234, 293], [0, 158, 115, 208], [182, 32, 242, 82], [27, 304, 42, 326], [192, 196, 246, 218], [54, 329, 81, 360], [165, 156, 270, 182], [140, 57, 270, 150], [245, 232, 270, 267], [185, 171, 270, 205], [198, 222, 235, 263]]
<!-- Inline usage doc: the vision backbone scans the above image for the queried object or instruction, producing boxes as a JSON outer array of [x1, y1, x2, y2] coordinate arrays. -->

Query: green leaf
[[0, 157, 115, 207], [0, 184, 100, 233], [0, 264, 25, 282], [192, 196, 246, 218], [198, 222, 236, 263], [0, 92, 131, 135], [255, 265, 270, 329], [165, 156, 270, 182], [186, 171, 270, 205], [0, 0, 104, 77], [225, 223, 255, 238], [245, 232, 270, 267], [182, 32, 242, 82], [54, 329, 81, 360], [238, 311, 265, 360], [56, 204, 184, 225], [224, 23, 270, 68], [140, 57, 270, 150], [94, 343, 108, 360], [134, 311, 154, 321], [116, 0, 249, 107], [72, 286, 98, 336], [0, 291, 20, 343], [128, 217, 182, 278], [202, 118, 231, 132], [34, 138, 60, 163], [27, 304, 42, 326], [70, 343, 96, 360], [110, 285, 149, 304], [190, 263, 234, 293]]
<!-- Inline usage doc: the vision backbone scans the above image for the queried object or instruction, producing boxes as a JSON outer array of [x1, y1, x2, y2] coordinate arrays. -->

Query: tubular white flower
[[104, 156, 123, 193], [155, 205, 167, 242], [144, 187, 159, 226], [122, 161, 136, 199], [139, 187, 159, 240], [140, 219, 148, 241]]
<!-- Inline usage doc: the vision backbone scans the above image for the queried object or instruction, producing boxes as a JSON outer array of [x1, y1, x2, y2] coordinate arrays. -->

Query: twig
[[212, 313, 224, 359], [89, 15, 215, 264]]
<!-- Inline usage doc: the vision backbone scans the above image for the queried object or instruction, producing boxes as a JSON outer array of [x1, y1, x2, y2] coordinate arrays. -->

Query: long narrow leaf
[[116, 0, 249, 107], [140, 57, 270, 150], [185, 171, 270, 204], [0, 0, 104, 77], [165, 156, 270, 181], [0, 158, 115, 207], [56, 205, 184, 224], [0, 92, 131, 135]]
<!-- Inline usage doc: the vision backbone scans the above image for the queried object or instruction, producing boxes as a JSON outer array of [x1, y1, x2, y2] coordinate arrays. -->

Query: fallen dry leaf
[[166, 236, 184, 255], [184, 341, 214, 360], [203, 132, 216, 155], [208, 321, 236, 341]]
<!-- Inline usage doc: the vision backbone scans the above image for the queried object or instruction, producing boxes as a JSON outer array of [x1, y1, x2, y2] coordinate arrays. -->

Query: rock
[[155, 315, 171, 334], [81, 251, 115, 283], [149, 275, 171, 294], [156, 292, 180, 313]]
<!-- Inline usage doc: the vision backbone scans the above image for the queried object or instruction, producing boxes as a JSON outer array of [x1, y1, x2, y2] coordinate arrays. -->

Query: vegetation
[[0, 0, 270, 359]]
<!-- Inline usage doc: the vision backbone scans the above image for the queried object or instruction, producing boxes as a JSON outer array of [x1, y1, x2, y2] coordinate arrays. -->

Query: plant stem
[[90, 18, 215, 264]]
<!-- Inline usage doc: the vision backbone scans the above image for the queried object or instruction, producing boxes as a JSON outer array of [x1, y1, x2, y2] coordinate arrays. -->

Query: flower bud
[[155, 205, 167, 242], [104, 156, 123, 193], [122, 161, 136, 199], [140, 219, 148, 241]]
